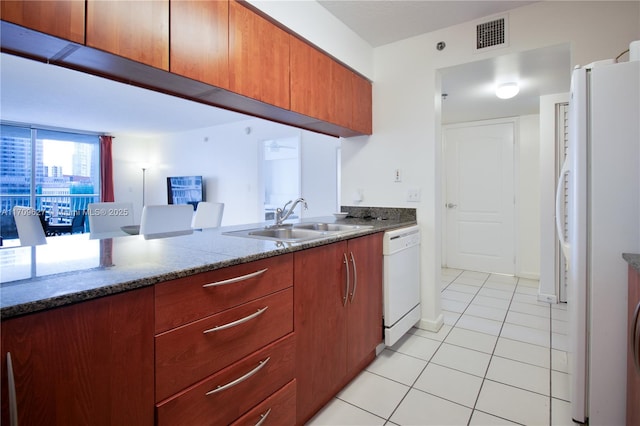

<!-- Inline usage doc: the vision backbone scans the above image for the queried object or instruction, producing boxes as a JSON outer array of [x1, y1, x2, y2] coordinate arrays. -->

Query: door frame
[[441, 117, 519, 275]]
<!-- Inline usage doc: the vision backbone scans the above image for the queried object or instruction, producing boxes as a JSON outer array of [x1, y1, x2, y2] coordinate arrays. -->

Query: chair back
[[71, 210, 86, 233], [87, 202, 134, 234], [191, 202, 224, 229], [139, 204, 194, 235], [13, 206, 47, 246]]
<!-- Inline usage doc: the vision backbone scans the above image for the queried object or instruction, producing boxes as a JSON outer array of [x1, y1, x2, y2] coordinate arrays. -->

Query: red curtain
[[99, 135, 115, 202]]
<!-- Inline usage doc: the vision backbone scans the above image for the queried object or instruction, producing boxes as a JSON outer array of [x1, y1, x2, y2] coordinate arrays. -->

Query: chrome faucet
[[275, 198, 307, 226]]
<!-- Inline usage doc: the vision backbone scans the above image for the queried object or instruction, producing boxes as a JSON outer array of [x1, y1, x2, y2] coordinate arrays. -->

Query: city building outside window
[[0, 124, 100, 243]]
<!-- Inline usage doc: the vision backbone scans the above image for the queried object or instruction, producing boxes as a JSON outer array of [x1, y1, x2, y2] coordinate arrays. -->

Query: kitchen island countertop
[[1, 212, 416, 319]]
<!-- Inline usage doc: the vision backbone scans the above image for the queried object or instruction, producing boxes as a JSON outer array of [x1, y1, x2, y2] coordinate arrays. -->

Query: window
[[0, 124, 100, 241]]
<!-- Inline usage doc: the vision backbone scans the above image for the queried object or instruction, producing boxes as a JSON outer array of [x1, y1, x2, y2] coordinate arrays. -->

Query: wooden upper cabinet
[[0, 0, 84, 43], [228, 1, 290, 109], [330, 61, 354, 129], [351, 73, 373, 135], [170, 0, 229, 89], [292, 35, 372, 135], [86, 0, 169, 70], [290, 35, 332, 123]]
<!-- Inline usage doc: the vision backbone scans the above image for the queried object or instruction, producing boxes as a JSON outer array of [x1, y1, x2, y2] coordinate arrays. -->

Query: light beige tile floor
[[307, 269, 578, 426]]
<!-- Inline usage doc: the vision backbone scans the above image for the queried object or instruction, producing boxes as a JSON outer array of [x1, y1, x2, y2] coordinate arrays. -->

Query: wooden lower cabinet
[[627, 264, 640, 425], [0, 287, 155, 426], [0, 235, 383, 425], [230, 379, 296, 426], [154, 255, 296, 424], [295, 234, 383, 424], [155, 287, 294, 401], [156, 334, 295, 426]]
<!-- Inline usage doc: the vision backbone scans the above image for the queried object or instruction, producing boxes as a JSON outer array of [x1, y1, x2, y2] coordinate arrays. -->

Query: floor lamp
[[142, 167, 147, 206]]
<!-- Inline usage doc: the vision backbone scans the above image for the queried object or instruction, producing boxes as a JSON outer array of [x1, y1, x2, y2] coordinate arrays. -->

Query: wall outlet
[[407, 187, 421, 202], [394, 168, 402, 182]]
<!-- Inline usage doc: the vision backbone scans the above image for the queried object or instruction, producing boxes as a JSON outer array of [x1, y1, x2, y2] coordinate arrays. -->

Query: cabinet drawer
[[156, 287, 293, 401], [156, 334, 295, 426], [230, 379, 296, 426], [155, 254, 293, 333]]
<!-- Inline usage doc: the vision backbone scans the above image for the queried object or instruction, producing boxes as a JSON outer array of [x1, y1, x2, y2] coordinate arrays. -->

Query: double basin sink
[[224, 222, 374, 243]]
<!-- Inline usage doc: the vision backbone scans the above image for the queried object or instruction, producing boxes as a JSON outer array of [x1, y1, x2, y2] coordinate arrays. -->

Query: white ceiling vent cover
[[475, 15, 508, 52]]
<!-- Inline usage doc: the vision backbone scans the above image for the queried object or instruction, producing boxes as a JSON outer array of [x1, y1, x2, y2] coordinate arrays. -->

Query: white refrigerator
[[557, 44, 640, 424]]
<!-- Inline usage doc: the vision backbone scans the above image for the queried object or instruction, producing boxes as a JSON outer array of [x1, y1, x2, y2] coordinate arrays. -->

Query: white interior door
[[444, 120, 515, 274]]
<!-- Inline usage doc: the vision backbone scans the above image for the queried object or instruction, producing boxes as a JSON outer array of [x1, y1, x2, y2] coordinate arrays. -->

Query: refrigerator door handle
[[555, 159, 571, 266]]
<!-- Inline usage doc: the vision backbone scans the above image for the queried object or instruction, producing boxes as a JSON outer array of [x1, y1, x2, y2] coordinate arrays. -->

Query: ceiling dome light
[[496, 82, 519, 99]]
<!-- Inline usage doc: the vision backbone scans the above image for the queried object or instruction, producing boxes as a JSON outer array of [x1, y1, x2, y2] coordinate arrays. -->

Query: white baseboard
[[418, 314, 444, 333], [537, 291, 558, 304]]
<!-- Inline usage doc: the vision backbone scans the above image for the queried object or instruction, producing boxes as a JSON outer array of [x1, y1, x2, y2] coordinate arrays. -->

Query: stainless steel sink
[[248, 228, 325, 241], [293, 223, 372, 232], [223, 222, 373, 242], [224, 226, 327, 242]]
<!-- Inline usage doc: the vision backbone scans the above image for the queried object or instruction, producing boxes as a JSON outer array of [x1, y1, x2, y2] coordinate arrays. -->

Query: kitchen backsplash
[[340, 206, 416, 222]]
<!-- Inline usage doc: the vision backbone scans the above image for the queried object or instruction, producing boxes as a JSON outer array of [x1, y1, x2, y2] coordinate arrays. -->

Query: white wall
[[247, 0, 374, 79], [112, 118, 340, 226], [517, 114, 540, 279], [255, 1, 640, 329]]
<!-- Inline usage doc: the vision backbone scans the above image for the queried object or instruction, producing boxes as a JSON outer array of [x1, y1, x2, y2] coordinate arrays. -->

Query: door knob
[[446, 203, 457, 209]]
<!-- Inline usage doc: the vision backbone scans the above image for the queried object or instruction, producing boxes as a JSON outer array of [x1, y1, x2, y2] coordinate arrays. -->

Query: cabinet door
[[0, 288, 155, 426], [229, 1, 290, 109], [346, 234, 383, 371], [170, 0, 229, 89], [294, 241, 348, 424], [330, 61, 353, 129], [351, 73, 373, 135], [86, 0, 169, 70], [0, 0, 84, 43], [290, 35, 332, 123]]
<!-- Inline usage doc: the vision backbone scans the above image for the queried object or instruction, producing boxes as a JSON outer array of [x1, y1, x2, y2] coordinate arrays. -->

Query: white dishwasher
[[383, 225, 421, 346]]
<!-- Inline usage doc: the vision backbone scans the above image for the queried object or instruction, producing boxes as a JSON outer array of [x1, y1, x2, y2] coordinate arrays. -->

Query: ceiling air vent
[[475, 16, 508, 51]]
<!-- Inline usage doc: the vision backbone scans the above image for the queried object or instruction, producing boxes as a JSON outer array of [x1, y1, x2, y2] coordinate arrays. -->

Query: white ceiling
[[317, 0, 538, 48], [0, 0, 571, 134], [317, 0, 570, 124], [440, 43, 571, 123]]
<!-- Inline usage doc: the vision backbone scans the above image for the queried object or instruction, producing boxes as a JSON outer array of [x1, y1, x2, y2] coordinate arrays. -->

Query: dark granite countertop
[[623, 253, 640, 273], [1, 207, 416, 319]]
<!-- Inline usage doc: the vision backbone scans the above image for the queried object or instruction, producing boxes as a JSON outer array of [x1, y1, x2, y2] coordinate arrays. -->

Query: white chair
[[13, 206, 47, 246], [191, 202, 224, 229], [139, 204, 194, 235], [87, 202, 134, 234]]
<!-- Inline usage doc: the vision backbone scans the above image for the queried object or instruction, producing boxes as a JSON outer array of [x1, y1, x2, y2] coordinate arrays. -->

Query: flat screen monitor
[[167, 175, 204, 209]]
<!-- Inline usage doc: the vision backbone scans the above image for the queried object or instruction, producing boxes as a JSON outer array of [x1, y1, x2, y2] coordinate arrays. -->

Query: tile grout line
[[466, 272, 520, 425], [383, 269, 472, 425]]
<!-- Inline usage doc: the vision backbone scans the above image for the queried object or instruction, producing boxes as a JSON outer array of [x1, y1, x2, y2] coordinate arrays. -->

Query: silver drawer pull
[[633, 301, 640, 373], [203, 307, 268, 333], [205, 357, 270, 396], [202, 268, 268, 288], [255, 408, 272, 426], [343, 253, 350, 307], [349, 251, 357, 303], [7, 353, 17, 426]]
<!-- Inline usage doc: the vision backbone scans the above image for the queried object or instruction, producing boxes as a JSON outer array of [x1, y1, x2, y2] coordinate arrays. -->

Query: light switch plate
[[407, 187, 421, 202]]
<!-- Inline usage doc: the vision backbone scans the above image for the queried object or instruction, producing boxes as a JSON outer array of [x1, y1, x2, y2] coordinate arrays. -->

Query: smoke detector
[[475, 15, 509, 52]]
